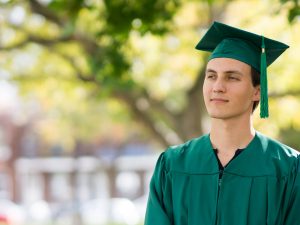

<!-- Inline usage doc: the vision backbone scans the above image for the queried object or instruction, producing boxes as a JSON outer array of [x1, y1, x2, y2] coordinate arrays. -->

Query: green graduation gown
[[145, 132, 300, 225]]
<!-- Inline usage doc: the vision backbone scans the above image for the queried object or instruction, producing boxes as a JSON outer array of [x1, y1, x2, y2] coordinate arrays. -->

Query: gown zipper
[[218, 170, 223, 187], [215, 169, 223, 225], [213, 148, 243, 225]]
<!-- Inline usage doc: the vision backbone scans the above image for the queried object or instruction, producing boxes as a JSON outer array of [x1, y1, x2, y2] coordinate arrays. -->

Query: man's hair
[[250, 67, 260, 112]]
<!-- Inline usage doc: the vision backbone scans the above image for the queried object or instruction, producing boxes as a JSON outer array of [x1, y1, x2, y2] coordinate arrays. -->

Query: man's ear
[[253, 85, 260, 101]]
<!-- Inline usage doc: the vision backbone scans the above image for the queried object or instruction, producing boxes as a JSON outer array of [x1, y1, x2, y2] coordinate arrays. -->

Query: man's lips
[[210, 98, 229, 102]]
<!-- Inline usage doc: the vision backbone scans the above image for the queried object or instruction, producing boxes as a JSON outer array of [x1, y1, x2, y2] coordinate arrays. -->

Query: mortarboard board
[[195, 21, 289, 118]]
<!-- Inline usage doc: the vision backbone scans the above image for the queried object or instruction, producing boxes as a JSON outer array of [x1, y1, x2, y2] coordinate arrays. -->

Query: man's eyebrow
[[206, 69, 217, 73], [205, 69, 243, 75], [224, 70, 243, 76]]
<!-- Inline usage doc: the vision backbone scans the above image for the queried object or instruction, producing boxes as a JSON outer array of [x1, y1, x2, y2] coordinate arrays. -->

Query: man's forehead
[[206, 58, 251, 73]]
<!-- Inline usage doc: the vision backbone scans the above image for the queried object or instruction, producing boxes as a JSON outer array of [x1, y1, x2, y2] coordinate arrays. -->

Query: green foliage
[[103, 0, 180, 37], [280, 0, 300, 22], [279, 127, 300, 149], [2, 0, 300, 150], [91, 40, 132, 89], [288, 4, 300, 22], [48, 0, 85, 20]]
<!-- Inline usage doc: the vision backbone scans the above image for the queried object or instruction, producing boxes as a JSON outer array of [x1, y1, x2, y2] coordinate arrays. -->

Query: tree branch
[[113, 91, 172, 147], [0, 34, 74, 51], [28, 0, 100, 55], [72, 33, 100, 56], [176, 55, 208, 139], [269, 89, 300, 98], [141, 90, 176, 122], [0, 30, 100, 61], [123, 88, 186, 141], [58, 54, 97, 83], [187, 54, 209, 96], [0, 40, 27, 51], [29, 0, 64, 26]]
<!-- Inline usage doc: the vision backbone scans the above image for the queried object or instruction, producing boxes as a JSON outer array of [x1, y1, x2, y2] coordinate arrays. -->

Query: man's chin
[[208, 112, 235, 120], [208, 111, 251, 120], [210, 115, 229, 120]]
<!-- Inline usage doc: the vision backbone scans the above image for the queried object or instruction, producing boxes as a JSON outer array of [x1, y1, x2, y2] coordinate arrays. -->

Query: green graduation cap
[[195, 21, 289, 118]]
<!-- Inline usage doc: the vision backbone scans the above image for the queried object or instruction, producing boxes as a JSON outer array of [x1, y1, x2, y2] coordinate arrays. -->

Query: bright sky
[[0, 80, 19, 110]]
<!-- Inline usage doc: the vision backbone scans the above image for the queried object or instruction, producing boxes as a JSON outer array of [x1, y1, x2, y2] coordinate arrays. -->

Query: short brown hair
[[251, 67, 260, 112]]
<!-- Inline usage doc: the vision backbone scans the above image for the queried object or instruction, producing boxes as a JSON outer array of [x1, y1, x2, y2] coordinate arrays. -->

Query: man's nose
[[212, 78, 226, 93]]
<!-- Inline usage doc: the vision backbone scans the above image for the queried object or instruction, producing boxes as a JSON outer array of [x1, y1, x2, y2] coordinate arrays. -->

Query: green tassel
[[260, 36, 269, 118]]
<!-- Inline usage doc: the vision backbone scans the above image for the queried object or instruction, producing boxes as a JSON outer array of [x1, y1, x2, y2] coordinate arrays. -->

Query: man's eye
[[206, 74, 216, 79], [228, 76, 239, 80]]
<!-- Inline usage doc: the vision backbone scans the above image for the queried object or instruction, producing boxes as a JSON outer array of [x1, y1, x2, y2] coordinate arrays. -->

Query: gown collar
[[202, 131, 273, 176]]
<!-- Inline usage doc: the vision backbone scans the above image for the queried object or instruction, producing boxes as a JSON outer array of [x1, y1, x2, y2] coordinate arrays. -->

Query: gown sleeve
[[283, 155, 300, 225], [144, 152, 173, 225]]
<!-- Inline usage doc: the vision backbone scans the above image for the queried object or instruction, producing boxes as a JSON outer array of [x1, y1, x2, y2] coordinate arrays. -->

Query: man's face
[[203, 58, 260, 120]]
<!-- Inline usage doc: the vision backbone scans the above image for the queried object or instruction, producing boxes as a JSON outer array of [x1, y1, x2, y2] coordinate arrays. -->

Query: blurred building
[[0, 81, 158, 225]]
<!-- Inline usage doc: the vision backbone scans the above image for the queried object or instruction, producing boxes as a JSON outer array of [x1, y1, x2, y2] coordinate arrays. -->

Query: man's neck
[[210, 116, 255, 154]]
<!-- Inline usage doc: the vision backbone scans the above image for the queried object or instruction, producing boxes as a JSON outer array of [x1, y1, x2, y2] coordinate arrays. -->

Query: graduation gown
[[144, 132, 300, 225]]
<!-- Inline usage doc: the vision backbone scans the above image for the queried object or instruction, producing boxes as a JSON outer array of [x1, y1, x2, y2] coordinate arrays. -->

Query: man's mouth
[[210, 98, 229, 102]]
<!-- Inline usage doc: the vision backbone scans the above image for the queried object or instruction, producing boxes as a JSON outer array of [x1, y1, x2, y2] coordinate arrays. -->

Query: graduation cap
[[195, 21, 289, 118]]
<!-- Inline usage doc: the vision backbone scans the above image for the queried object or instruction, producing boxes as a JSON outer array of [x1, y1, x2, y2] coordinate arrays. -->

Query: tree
[[1, 0, 300, 149], [280, 0, 300, 22], [0, 0, 222, 148]]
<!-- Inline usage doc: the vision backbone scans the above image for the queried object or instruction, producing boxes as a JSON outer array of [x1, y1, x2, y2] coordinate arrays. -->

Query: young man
[[144, 22, 300, 225]]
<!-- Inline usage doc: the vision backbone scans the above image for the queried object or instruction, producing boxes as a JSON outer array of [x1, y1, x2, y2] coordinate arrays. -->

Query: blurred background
[[0, 0, 300, 224]]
